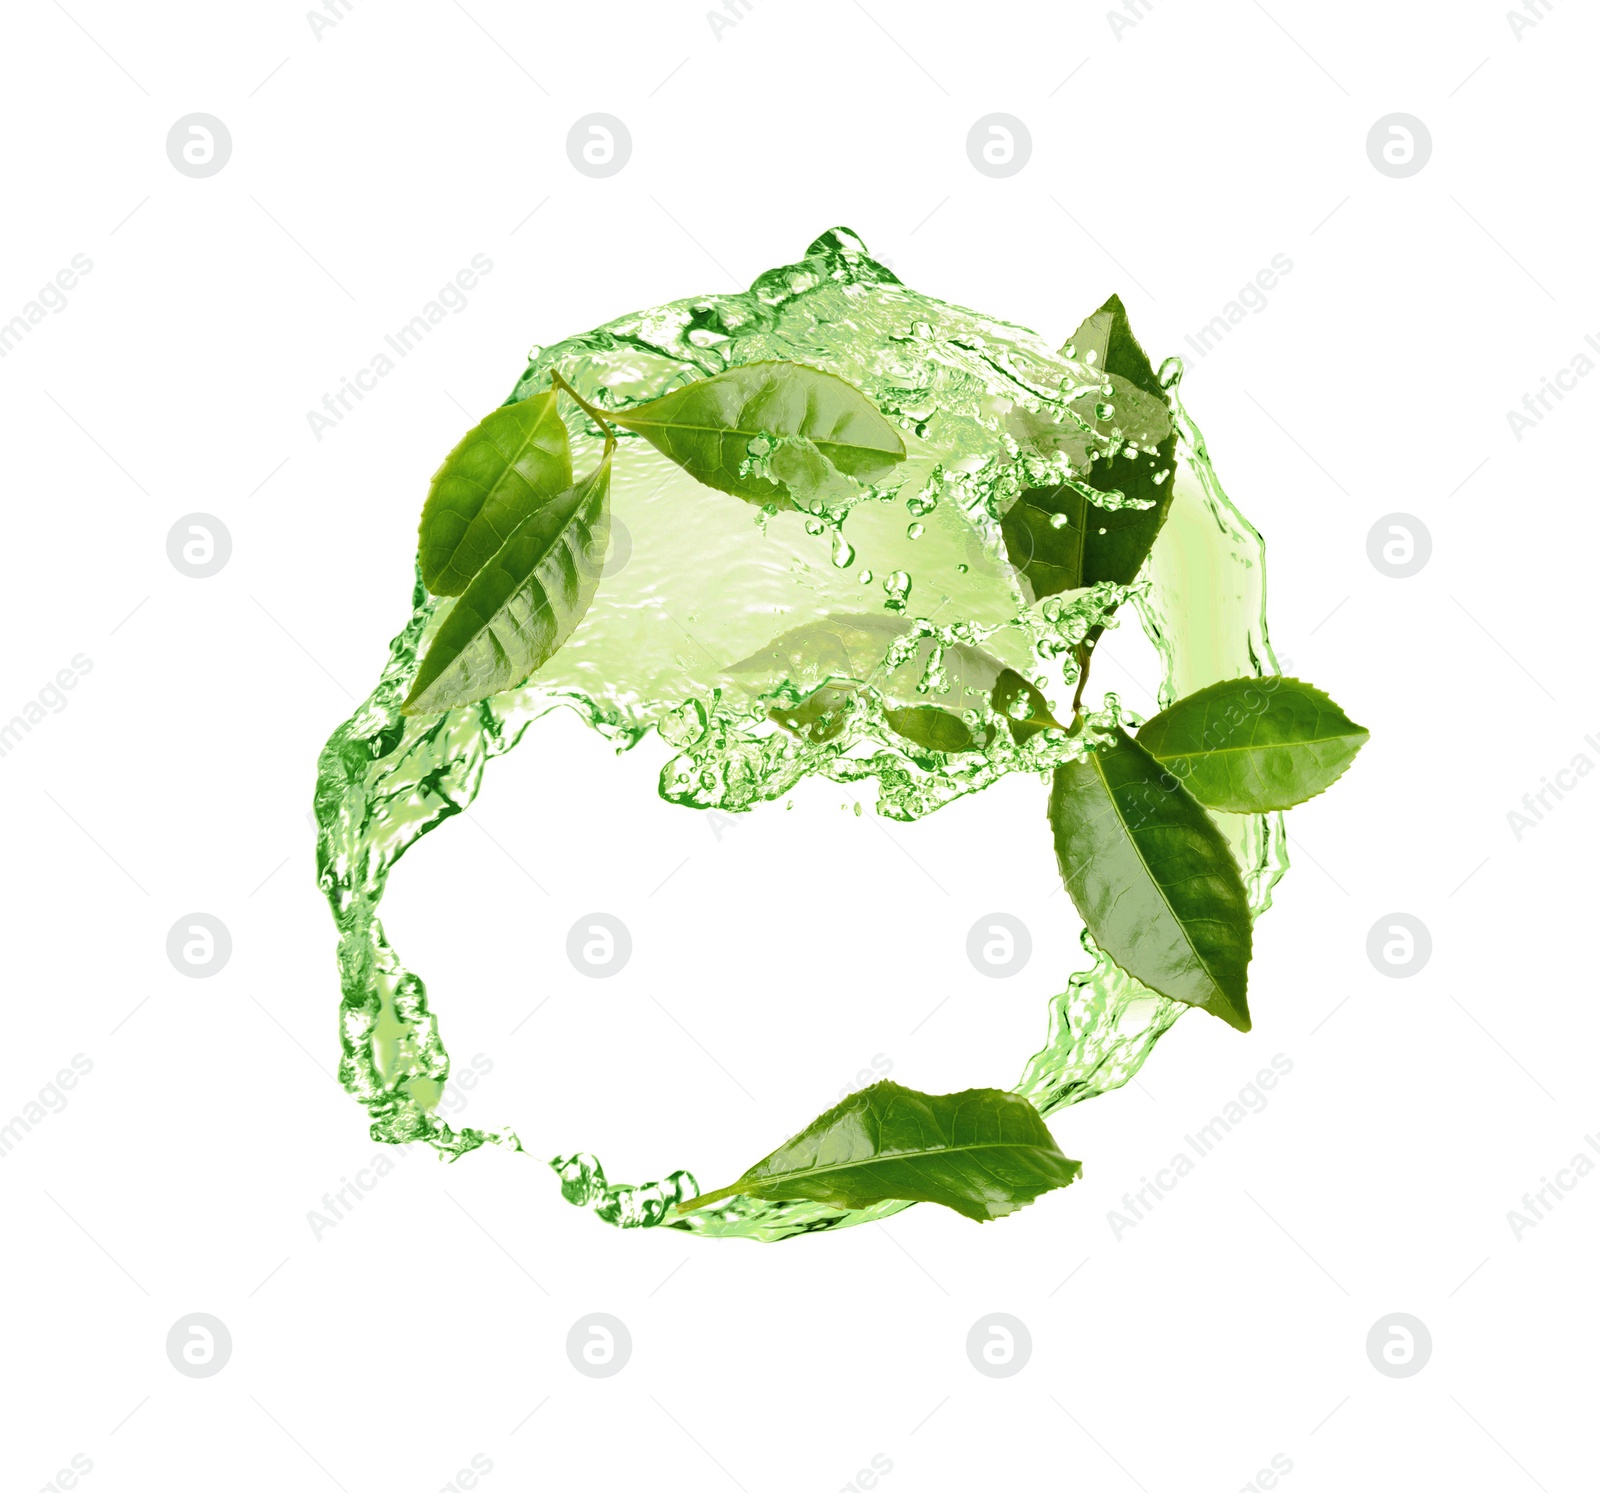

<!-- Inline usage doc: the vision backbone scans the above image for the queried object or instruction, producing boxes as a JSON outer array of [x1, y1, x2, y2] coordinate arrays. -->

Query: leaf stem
[[1071, 641, 1093, 715], [551, 369, 617, 443]]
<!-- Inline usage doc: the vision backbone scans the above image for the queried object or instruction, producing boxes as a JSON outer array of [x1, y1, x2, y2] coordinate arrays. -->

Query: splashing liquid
[[313, 229, 1286, 1242]]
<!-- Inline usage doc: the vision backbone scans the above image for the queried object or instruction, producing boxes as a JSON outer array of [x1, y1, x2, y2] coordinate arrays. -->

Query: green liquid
[[313, 229, 1286, 1242]]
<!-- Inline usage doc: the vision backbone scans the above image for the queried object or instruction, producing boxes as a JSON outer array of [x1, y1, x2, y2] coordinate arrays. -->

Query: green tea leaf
[[729, 614, 1007, 723], [1049, 727, 1253, 1030], [768, 684, 854, 743], [1001, 296, 1177, 601], [991, 668, 1061, 744], [607, 360, 906, 509], [675, 1080, 1081, 1223], [402, 445, 612, 715], [1137, 677, 1369, 812], [417, 389, 572, 596], [885, 705, 976, 754]]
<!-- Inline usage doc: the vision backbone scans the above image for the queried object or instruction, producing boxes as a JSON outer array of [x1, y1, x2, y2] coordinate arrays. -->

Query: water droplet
[[1095, 402, 1114, 420], [831, 529, 855, 568], [859, 568, 874, 584], [906, 522, 924, 539], [883, 571, 912, 612], [1049, 512, 1070, 529]]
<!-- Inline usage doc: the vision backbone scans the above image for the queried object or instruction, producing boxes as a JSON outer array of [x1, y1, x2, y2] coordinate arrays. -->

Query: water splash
[[313, 228, 1286, 1242]]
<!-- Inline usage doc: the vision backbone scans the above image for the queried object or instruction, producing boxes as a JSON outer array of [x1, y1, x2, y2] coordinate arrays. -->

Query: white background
[[2, 2, 1595, 1490]]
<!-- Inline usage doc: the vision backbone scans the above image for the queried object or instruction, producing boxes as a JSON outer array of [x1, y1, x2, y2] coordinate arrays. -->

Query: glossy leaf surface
[[418, 389, 572, 596], [1137, 677, 1369, 812], [1001, 295, 1177, 600], [676, 1080, 1081, 1223], [608, 361, 905, 509], [403, 447, 612, 715], [1049, 727, 1253, 1029]]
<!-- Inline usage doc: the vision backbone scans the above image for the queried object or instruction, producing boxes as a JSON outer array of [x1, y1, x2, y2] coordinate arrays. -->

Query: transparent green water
[[313, 228, 1286, 1242]]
